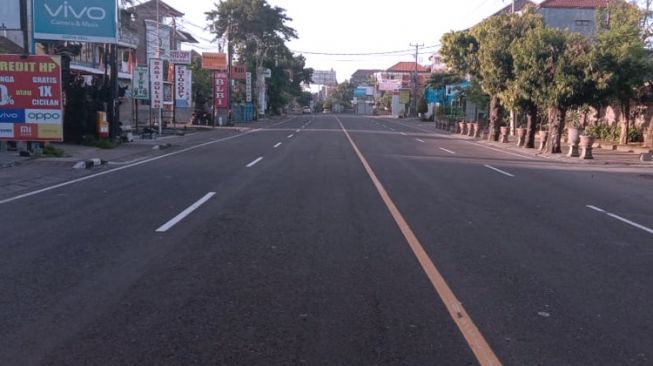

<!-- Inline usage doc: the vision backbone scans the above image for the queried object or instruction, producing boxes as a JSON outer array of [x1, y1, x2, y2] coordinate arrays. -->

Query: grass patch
[[42, 145, 65, 157], [82, 136, 121, 149]]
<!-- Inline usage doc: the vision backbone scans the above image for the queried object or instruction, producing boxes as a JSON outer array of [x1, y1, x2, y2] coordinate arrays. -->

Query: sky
[[165, 0, 546, 83]]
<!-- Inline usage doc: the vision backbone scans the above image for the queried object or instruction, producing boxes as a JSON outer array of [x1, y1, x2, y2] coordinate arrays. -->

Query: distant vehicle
[[302, 107, 311, 114]]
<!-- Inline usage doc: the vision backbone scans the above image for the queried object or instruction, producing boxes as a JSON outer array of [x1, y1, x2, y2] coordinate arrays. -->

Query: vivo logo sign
[[0, 109, 25, 123], [0, 112, 18, 119], [44, 1, 106, 20]]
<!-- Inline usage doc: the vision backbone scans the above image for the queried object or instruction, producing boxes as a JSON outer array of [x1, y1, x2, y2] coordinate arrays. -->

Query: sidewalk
[[0, 116, 290, 169], [404, 119, 653, 167], [0, 116, 293, 201]]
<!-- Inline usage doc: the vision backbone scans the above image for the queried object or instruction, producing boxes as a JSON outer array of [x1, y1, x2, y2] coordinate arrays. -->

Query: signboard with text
[[231, 64, 246, 80], [149, 58, 163, 109], [213, 72, 228, 109], [0, 55, 63, 141], [202, 52, 227, 70], [175, 65, 192, 108], [245, 72, 252, 103], [32, 0, 118, 43], [132, 66, 149, 100], [169, 50, 191, 65]]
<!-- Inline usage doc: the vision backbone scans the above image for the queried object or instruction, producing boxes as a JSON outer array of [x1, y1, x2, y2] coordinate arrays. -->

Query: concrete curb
[[73, 158, 106, 170]]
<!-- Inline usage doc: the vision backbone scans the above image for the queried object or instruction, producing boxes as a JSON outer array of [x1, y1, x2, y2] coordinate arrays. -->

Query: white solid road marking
[[156, 192, 216, 232], [274, 142, 282, 148], [416, 138, 425, 143], [400, 132, 407, 136], [246, 157, 264, 168], [288, 134, 294, 138], [483, 164, 515, 177], [586, 205, 653, 235], [440, 147, 456, 154]]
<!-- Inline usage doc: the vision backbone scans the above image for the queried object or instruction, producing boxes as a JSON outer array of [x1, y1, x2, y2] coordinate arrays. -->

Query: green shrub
[[628, 127, 643, 142], [42, 145, 64, 157]]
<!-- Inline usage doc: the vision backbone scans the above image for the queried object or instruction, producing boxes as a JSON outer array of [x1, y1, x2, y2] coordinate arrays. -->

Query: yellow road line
[[336, 116, 502, 366]]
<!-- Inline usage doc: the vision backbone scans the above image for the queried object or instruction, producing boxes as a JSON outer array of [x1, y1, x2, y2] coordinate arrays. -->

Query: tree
[[593, 0, 652, 144], [190, 57, 212, 111], [440, 30, 480, 77], [325, 81, 354, 110], [513, 26, 594, 153], [471, 8, 543, 141], [206, 0, 297, 116]]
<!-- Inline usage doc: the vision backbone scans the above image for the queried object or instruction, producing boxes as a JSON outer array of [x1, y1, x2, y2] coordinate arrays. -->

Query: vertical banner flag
[[245, 72, 252, 103], [149, 58, 163, 109], [0, 54, 63, 141], [132, 66, 149, 100], [175, 65, 192, 108], [214, 72, 228, 109]]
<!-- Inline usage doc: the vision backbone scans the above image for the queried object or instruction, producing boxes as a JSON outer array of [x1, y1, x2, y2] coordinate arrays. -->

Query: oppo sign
[[33, 0, 117, 43]]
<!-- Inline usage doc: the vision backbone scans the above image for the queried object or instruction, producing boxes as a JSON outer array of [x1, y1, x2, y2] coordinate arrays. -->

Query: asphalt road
[[0, 114, 651, 365]]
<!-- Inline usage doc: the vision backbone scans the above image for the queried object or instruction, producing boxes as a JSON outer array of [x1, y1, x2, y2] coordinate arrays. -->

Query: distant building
[[350, 69, 381, 86], [538, 0, 609, 39], [428, 53, 447, 74], [312, 69, 337, 86]]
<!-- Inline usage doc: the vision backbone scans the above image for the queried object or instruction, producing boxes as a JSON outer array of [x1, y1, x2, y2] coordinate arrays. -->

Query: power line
[[290, 44, 439, 56]]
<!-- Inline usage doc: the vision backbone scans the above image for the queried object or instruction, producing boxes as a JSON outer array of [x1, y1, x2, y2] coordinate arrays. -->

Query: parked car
[[302, 107, 311, 114]]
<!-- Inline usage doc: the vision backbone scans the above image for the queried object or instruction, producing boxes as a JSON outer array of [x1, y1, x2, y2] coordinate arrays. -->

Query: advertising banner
[[245, 72, 252, 103], [378, 80, 401, 92], [132, 66, 149, 100], [213, 72, 228, 109], [149, 58, 163, 109], [32, 0, 117, 43], [0, 54, 63, 141], [202, 53, 227, 70], [145, 20, 171, 59], [169, 50, 191, 65], [175, 65, 192, 108], [0, 1, 21, 30], [231, 64, 246, 80], [399, 89, 411, 104]]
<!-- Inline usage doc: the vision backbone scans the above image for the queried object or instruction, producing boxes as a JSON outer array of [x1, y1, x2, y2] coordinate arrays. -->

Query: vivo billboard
[[32, 0, 117, 43]]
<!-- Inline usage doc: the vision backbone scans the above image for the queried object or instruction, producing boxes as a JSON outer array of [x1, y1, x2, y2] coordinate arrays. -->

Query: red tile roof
[[387, 62, 430, 73], [539, 0, 608, 8]]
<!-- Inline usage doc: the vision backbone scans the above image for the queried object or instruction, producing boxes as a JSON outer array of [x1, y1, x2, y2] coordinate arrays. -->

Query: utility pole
[[409, 42, 423, 117], [156, 0, 162, 135]]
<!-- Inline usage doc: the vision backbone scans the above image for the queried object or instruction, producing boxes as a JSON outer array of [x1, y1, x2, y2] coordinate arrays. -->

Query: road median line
[[336, 116, 501, 366]]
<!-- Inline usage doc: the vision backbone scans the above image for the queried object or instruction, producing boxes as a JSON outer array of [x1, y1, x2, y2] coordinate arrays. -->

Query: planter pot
[[567, 127, 581, 145], [459, 121, 467, 135], [538, 131, 549, 151], [566, 127, 582, 157], [499, 126, 509, 143], [467, 122, 475, 136], [473, 123, 481, 138], [579, 135, 595, 159], [516, 127, 527, 147]]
